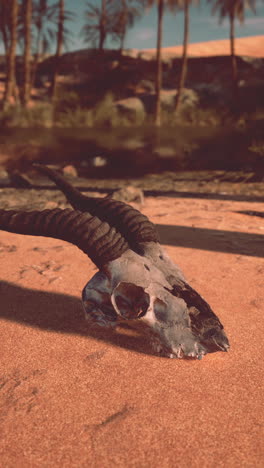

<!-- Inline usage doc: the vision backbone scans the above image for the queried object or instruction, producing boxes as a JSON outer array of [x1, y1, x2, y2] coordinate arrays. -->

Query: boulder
[[0, 168, 10, 187], [193, 83, 229, 107], [62, 164, 78, 178], [111, 185, 144, 205], [114, 97, 146, 121], [141, 88, 199, 113], [137, 79, 155, 93]]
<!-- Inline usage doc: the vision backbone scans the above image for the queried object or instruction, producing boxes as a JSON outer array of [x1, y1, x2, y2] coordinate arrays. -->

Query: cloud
[[241, 17, 264, 26], [135, 27, 156, 41], [194, 14, 264, 29]]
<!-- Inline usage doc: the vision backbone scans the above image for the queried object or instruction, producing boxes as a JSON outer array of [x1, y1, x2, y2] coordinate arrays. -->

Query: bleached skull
[[0, 165, 230, 359], [82, 250, 229, 359]]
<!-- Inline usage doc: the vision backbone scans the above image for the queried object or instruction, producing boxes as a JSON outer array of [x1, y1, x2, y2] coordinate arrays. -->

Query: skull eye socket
[[111, 282, 150, 319]]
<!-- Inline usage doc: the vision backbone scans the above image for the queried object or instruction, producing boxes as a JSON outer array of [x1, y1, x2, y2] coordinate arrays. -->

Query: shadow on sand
[[0, 280, 155, 357], [0, 220, 262, 355], [157, 224, 264, 258]]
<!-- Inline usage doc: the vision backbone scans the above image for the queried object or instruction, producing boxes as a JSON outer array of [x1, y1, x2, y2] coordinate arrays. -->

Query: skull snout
[[143, 298, 206, 359]]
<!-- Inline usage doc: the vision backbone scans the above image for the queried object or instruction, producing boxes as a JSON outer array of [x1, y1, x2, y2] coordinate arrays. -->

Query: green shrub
[[54, 107, 94, 127], [91, 92, 116, 127], [0, 103, 53, 128], [54, 89, 80, 113], [249, 141, 264, 157]]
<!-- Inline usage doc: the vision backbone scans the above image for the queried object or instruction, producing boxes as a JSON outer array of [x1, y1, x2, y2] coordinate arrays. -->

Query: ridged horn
[[0, 208, 129, 268], [33, 164, 159, 253]]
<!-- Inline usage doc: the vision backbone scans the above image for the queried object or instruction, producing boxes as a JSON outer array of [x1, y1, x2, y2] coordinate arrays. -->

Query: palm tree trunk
[[119, 32, 125, 55], [155, 0, 164, 127], [229, 11, 237, 93], [0, 3, 10, 62], [99, 31, 106, 52], [31, 0, 48, 89], [1, 25, 9, 63], [119, 0, 127, 55], [3, 0, 18, 110], [31, 16, 43, 90], [175, 0, 189, 112], [21, 0, 32, 108], [51, 0, 64, 99], [99, 0, 106, 53]]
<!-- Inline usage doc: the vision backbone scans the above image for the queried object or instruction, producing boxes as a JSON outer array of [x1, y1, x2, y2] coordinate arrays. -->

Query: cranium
[[0, 165, 229, 359]]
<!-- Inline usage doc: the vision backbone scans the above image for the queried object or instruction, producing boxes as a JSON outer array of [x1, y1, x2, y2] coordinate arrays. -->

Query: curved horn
[[33, 164, 159, 253], [0, 208, 128, 268]]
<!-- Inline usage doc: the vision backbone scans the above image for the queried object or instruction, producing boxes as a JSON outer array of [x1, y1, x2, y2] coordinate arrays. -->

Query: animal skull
[[0, 166, 230, 359], [82, 249, 228, 359]]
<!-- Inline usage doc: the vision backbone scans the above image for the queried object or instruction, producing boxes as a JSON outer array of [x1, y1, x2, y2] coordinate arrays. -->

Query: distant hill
[[127, 35, 264, 59]]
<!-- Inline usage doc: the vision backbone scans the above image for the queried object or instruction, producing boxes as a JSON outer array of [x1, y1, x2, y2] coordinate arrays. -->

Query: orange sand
[[1, 195, 264, 467]]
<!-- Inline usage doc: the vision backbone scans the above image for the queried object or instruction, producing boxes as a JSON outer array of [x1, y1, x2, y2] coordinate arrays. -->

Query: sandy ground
[[0, 194, 263, 467]]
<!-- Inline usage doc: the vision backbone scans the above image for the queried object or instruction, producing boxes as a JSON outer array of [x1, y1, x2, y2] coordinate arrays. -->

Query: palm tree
[[154, 0, 165, 126], [112, 0, 145, 54], [21, 0, 32, 108], [174, 0, 199, 112], [147, 0, 178, 126], [210, 0, 256, 92], [31, 0, 73, 93], [0, 0, 10, 57], [31, 0, 55, 88], [145, 0, 166, 126], [51, 0, 64, 99], [82, 0, 115, 53], [3, 0, 18, 110]]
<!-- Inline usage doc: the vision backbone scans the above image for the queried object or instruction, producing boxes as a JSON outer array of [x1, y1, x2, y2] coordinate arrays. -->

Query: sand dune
[[131, 35, 264, 58]]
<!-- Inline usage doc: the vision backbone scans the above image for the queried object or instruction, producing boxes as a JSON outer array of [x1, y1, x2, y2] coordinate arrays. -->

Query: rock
[[178, 88, 199, 108], [193, 83, 229, 106], [109, 60, 119, 70], [62, 165, 78, 177], [91, 156, 107, 168], [0, 168, 11, 187], [44, 201, 60, 210], [119, 139, 145, 151], [137, 79, 155, 93], [141, 88, 199, 113], [114, 97, 146, 121], [154, 147, 177, 158], [111, 186, 144, 205]]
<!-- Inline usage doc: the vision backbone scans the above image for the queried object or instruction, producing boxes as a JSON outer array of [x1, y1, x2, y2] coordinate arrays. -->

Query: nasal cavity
[[153, 298, 168, 323]]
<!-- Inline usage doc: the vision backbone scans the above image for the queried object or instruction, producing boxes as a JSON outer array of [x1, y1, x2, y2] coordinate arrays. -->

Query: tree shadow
[[145, 190, 264, 203], [0, 280, 154, 357], [157, 224, 264, 258], [234, 210, 264, 219], [15, 184, 264, 204]]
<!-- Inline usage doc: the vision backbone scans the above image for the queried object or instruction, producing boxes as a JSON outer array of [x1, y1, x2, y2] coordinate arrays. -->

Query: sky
[[0, 0, 263, 54], [67, 0, 264, 51]]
